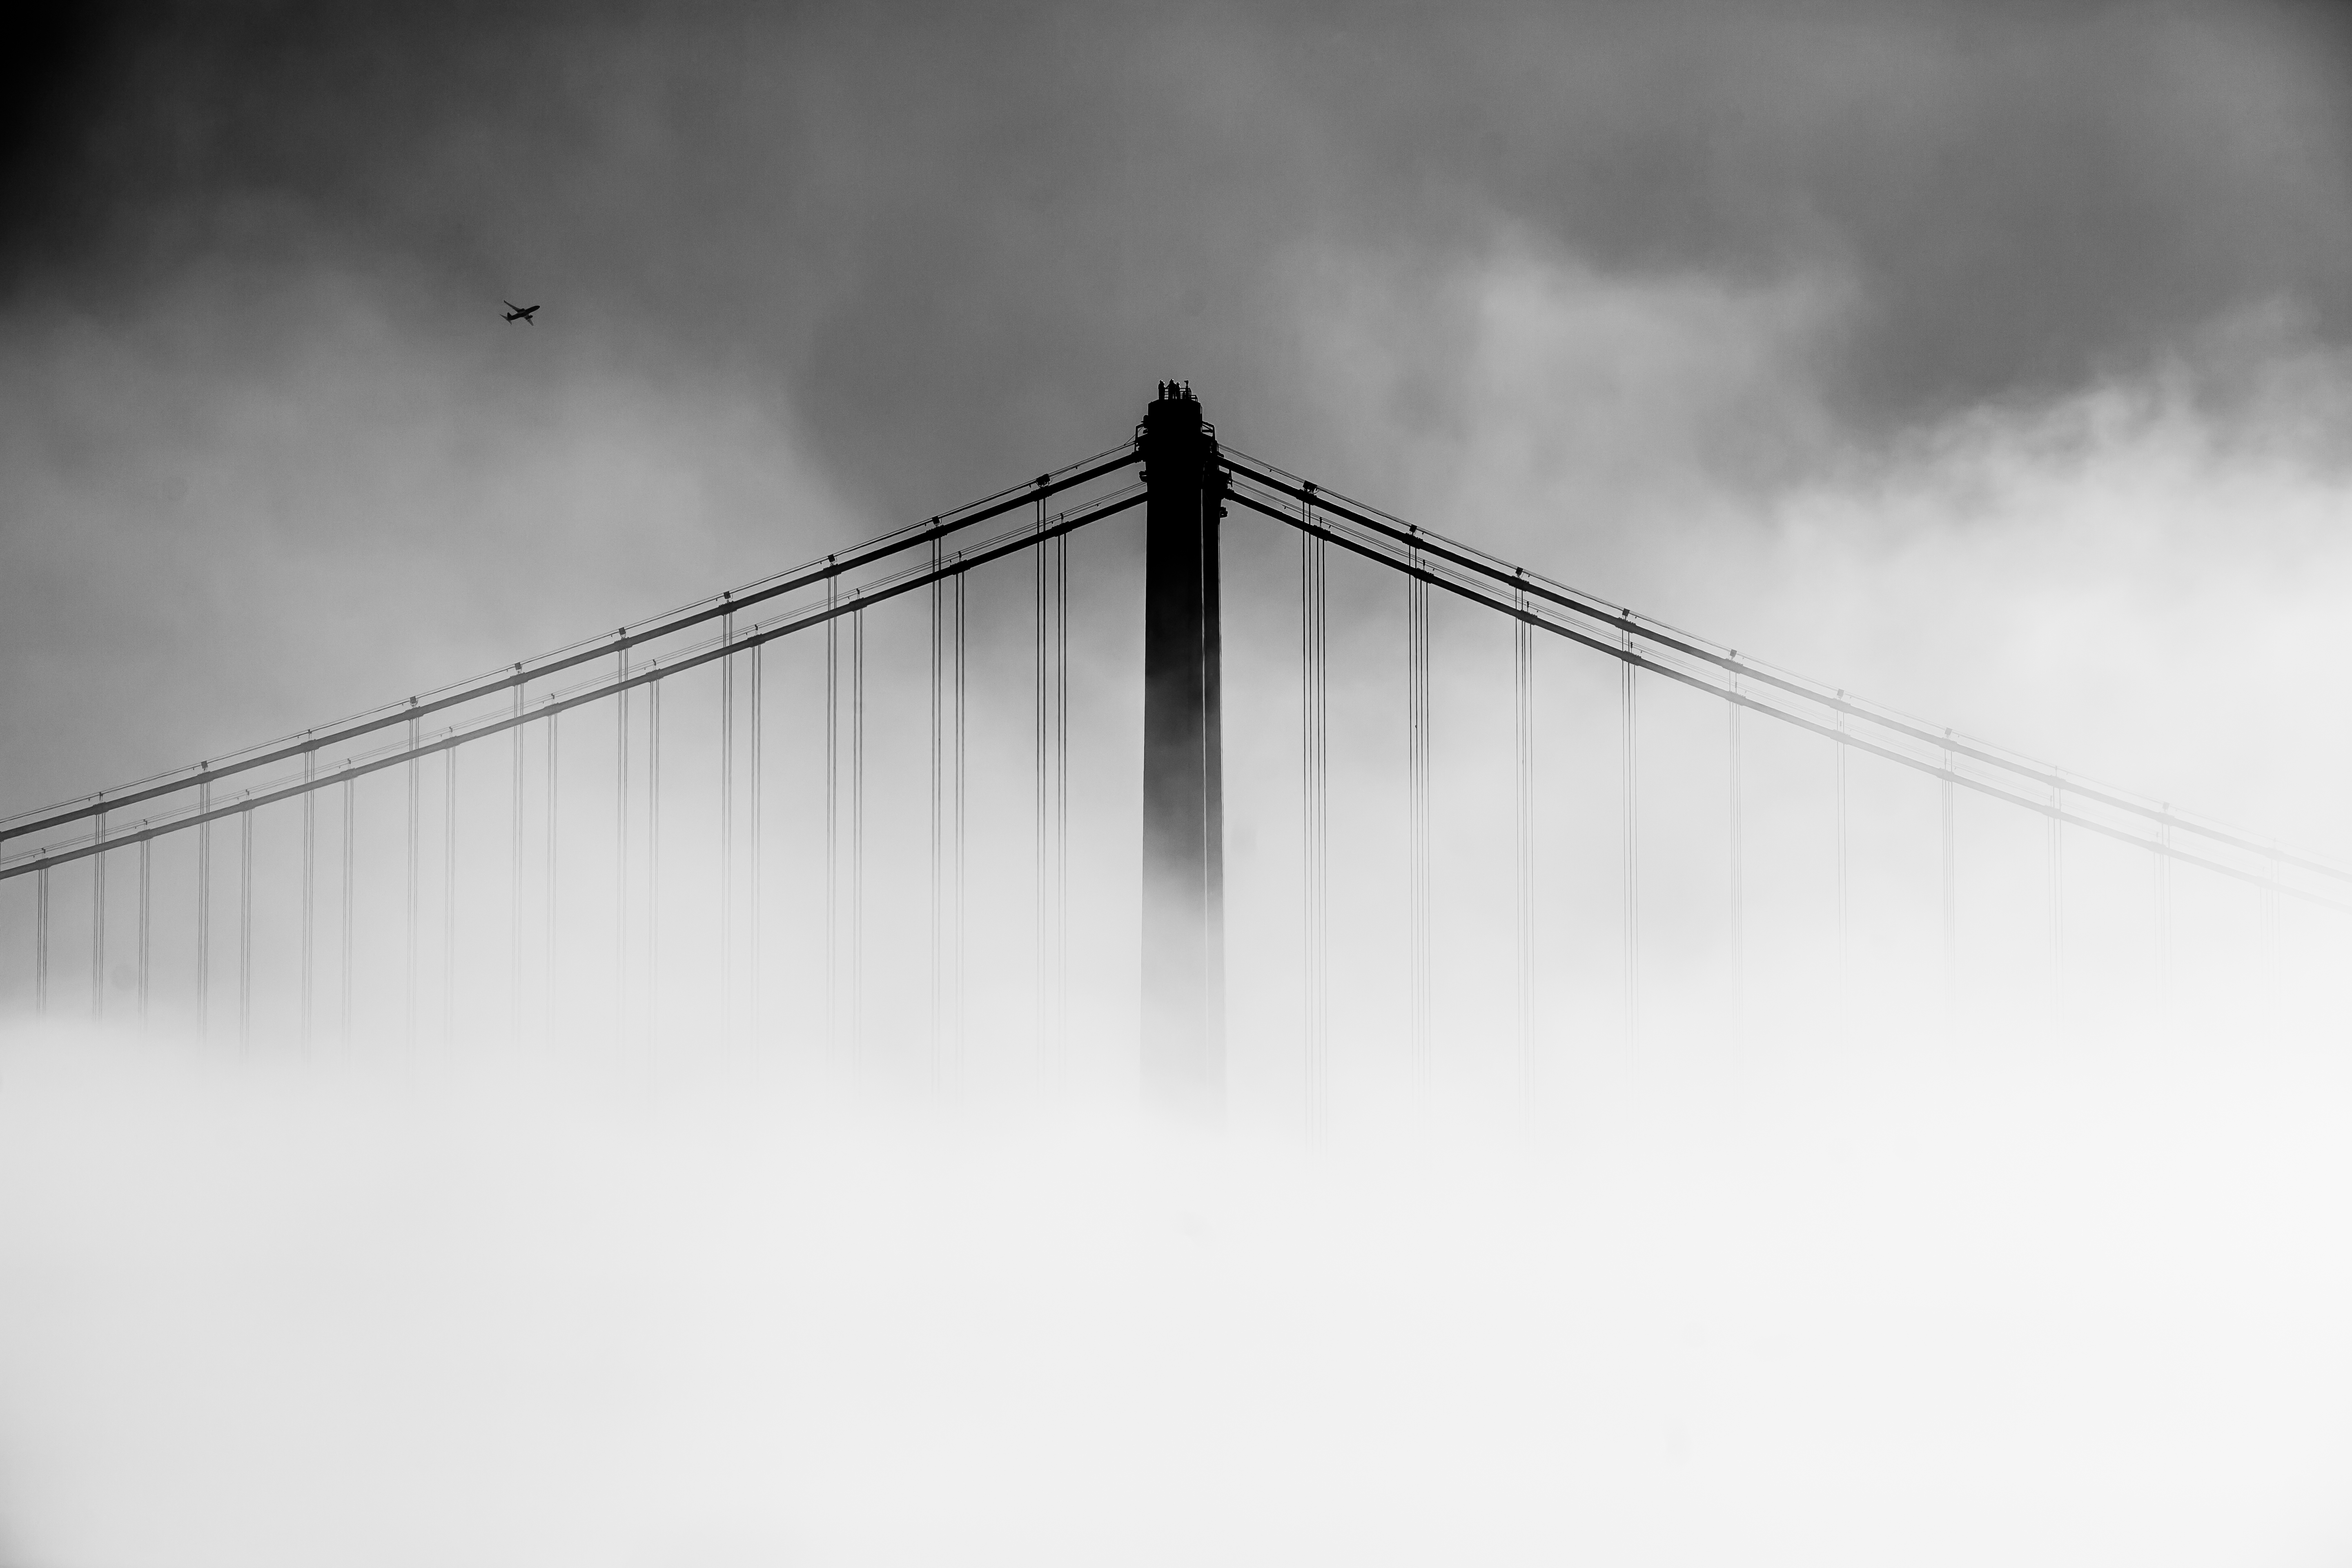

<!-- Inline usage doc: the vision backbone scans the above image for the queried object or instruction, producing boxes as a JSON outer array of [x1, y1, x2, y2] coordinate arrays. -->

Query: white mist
[[3, 999, 2349, 1567]]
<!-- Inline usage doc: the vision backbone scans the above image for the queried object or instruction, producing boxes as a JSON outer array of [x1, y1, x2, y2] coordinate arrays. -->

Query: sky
[[4, 0, 2352, 835], [6, 4, 2352, 1564]]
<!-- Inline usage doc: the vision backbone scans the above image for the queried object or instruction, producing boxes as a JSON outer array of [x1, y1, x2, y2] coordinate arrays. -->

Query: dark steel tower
[[1138, 384, 1224, 1117]]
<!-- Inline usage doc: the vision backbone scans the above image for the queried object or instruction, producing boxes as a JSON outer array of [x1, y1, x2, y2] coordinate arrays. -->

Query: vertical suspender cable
[[1313, 524, 1327, 1124], [407, 706, 421, 1047], [1941, 733, 1957, 1006], [1621, 626, 1639, 1048], [1034, 486, 1049, 1062], [1057, 532, 1071, 1031], [2049, 785, 2063, 1011], [92, 805, 107, 1022], [648, 669, 662, 1051], [1408, 535, 1431, 1082], [138, 834, 151, 1026], [2263, 855, 2283, 1008], [238, 802, 252, 1049], [340, 772, 355, 1045], [2264, 853, 2280, 977], [544, 708, 559, 1041], [198, 770, 211, 1036], [929, 539, 944, 1082], [443, 744, 458, 1046], [1834, 697, 1848, 1013], [1300, 518, 1313, 1126], [2262, 853, 2282, 1004], [1323, 508, 1335, 1114], [851, 604, 865, 1058], [749, 640, 764, 1045], [1728, 671, 1745, 1027], [953, 565, 968, 1085], [825, 571, 838, 1055], [302, 747, 315, 1045], [1301, 488, 1329, 1139], [720, 612, 735, 1041], [89, 806, 105, 1021], [1514, 579, 1535, 1088], [34, 865, 48, 1017], [1299, 517, 1312, 1114], [2156, 808, 2171, 995], [510, 674, 523, 1040], [616, 639, 629, 1045]]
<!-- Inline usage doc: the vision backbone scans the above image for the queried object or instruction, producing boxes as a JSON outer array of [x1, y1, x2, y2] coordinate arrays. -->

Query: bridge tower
[[1138, 384, 1225, 1118]]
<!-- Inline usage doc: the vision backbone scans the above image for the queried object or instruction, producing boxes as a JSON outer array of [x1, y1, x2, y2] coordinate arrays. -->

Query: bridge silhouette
[[6, 386, 2347, 1123]]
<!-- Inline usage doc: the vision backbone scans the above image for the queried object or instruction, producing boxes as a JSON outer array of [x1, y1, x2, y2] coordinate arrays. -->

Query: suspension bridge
[[5, 384, 2347, 1123]]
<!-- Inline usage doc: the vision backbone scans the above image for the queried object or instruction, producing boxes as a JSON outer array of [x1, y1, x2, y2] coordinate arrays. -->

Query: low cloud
[[1276, 234, 2352, 855], [2, 1011, 2348, 1566]]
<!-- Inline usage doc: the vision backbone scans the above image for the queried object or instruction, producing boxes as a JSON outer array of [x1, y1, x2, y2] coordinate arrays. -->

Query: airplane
[[502, 301, 540, 324]]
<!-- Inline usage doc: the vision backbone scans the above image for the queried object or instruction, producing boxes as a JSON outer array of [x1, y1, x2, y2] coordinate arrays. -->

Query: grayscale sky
[[11, 13, 2352, 1563], [5, 0, 2351, 844]]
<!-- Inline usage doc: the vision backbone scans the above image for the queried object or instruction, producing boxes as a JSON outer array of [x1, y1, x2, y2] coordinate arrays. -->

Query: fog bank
[[2, 1011, 2347, 1566]]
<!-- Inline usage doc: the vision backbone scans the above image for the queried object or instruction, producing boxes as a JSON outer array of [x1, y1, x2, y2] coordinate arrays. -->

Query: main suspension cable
[[2, 445, 1143, 853], [5, 490, 1149, 889], [1222, 479, 2349, 913], [1221, 452, 2345, 887]]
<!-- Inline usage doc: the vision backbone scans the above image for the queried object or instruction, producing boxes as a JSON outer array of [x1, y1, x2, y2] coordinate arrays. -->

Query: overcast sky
[[6, 0, 2352, 840]]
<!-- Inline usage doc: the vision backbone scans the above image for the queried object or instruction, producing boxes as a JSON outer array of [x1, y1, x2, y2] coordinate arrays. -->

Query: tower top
[[1140, 382, 1209, 452]]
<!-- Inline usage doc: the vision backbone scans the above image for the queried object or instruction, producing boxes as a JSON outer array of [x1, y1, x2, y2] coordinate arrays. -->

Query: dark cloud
[[9, 1, 2349, 514], [0, 4, 162, 284]]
